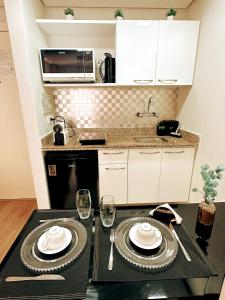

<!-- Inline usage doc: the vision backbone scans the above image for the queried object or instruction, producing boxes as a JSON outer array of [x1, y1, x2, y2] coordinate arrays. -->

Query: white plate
[[129, 224, 162, 250], [37, 227, 72, 255]]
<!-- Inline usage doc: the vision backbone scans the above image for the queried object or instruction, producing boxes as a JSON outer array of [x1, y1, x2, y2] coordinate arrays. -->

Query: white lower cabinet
[[98, 147, 195, 205], [128, 149, 162, 204], [158, 148, 195, 202], [98, 163, 127, 205]]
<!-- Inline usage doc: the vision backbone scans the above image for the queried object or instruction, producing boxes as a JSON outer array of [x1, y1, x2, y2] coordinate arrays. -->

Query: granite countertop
[[41, 127, 199, 151]]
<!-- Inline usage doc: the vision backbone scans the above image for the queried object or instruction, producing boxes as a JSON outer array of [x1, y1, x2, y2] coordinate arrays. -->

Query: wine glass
[[76, 189, 91, 219], [100, 195, 116, 227]]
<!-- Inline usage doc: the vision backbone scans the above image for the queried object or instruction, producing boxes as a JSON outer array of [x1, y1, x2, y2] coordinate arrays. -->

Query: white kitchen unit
[[128, 149, 162, 204], [158, 148, 195, 202], [98, 150, 128, 204], [36, 19, 199, 87], [116, 20, 158, 85], [156, 21, 200, 85]]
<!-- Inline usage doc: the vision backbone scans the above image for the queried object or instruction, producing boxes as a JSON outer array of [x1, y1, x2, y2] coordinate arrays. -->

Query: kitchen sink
[[133, 136, 168, 143]]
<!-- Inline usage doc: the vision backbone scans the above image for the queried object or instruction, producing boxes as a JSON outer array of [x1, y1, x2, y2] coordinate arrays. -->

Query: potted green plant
[[166, 8, 177, 20], [193, 164, 224, 238], [114, 9, 124, 20], [64, 8, 74, 20]]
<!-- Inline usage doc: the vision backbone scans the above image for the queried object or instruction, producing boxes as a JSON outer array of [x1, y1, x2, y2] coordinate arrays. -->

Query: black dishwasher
[[45, 151, 99, 209]]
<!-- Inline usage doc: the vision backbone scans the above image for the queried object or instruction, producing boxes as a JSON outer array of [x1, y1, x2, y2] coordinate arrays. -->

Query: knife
[[5, 274, 65, 282], [169, 223, 191, 262], [39, 217, 75, 223]]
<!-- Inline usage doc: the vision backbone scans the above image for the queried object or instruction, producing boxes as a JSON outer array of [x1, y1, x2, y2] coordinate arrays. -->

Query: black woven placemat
[[0, 210, 93, 299], [92, 215, 217, 282]]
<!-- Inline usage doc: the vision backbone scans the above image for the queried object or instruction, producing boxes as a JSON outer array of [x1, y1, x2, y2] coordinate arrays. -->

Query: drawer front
[[128, 148, 162, 160], [98, 149, 128, 164], [99, 163, 127, 205]]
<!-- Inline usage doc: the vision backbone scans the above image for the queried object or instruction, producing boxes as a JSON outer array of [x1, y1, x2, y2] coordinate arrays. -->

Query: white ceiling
[[42, 0, 195, 9]]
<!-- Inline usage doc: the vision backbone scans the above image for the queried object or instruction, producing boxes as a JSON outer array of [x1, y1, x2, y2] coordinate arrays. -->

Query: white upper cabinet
[[116, 20, 159, 85], [37, 19, 200, 87], [156, 21, 200, 85]]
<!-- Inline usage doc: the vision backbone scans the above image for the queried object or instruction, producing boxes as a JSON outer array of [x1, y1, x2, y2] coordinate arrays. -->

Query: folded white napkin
[[149, 203, 183, 225]]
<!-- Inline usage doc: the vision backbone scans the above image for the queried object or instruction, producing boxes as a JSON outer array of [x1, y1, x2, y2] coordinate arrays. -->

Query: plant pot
[[166, 15, 175, 20], [65, 14, 74, 20], [195, 201, 216, 239], [115, 16, 124, 20]]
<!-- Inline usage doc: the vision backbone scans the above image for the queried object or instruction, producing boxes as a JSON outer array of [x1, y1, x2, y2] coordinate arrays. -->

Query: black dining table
[[0, 203, 225, 300]]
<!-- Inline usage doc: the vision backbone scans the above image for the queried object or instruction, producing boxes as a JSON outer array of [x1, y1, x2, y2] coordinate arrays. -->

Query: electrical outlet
[[46, 115, 53, 125]]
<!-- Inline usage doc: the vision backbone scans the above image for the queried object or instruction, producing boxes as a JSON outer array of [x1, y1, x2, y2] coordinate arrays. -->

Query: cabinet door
[[156, 21, 200, 85], [99, 163, 127, 205], [116, 20, 159, 84], [159, 148, 195, 202], [128, 149, 161, 204]]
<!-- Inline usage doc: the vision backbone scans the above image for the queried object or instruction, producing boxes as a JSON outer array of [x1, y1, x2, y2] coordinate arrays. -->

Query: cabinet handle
[[139, 151, 160, 154], [105, 167, 126, 171], [103, 152, 124, 155], [133, 79, 153, 84], [165, 151, 185, 154], [158, 79, 178, 84]]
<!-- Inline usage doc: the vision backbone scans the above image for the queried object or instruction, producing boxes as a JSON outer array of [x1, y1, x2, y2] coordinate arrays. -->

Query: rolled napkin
[[149, 203, 183, 225]]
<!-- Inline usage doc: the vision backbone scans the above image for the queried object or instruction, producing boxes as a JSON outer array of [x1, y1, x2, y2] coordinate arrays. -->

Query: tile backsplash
[[53, 87, 178, 128]]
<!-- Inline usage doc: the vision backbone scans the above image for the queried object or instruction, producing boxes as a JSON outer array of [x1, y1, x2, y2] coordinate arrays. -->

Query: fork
[[108, 229, 116, 270]]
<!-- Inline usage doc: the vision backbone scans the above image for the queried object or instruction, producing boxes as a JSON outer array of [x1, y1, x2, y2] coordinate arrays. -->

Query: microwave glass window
[[41, 50, 85, 74], [83, 51, 93, 73]]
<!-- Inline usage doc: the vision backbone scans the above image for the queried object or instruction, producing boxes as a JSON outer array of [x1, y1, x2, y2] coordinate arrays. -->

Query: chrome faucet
[[136, 97, 159, 118]]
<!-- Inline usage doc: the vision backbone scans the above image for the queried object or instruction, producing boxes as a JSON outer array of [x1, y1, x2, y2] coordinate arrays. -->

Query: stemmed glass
[[100, 195, 116, 227], [76, 189, 91, 219]]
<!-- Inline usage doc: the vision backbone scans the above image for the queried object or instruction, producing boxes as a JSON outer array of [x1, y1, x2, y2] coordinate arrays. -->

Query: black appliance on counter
[[99, 53, 115, 83], [157, 120, 179, 136], [45, 151, 99, 209], [79, 132, 106, 145]]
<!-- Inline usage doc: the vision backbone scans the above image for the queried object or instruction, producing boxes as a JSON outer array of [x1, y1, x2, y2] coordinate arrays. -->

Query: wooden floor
[[0, 199, 37, 263]]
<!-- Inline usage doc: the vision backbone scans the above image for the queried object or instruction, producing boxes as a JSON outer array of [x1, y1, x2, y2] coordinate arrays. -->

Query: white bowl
[[37, 226, 72, 255], [129, 222, 162, 250]]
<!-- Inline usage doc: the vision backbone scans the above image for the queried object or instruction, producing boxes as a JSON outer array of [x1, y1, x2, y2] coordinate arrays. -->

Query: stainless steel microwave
[[39, 48, 95, 83]]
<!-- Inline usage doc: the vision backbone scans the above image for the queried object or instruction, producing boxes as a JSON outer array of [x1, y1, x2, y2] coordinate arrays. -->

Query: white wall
[[22, 2, 54, 137], [0, 8, 35, 199], [4, 0, 50, 208], [177, 0, 225, 203], [44, 7, 187, 20], [45, 6, 187, 64]]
